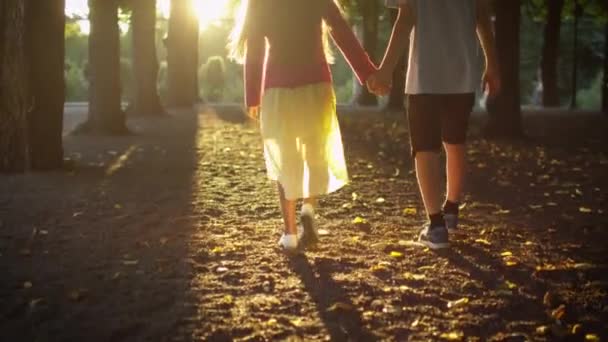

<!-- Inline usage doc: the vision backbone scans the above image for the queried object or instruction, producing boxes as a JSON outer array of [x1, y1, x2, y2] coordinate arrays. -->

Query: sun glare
[[158, 0, 232, 31]]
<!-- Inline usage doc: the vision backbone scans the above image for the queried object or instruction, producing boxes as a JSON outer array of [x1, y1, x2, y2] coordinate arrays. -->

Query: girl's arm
[[244, 26, 266, 108], [323, 1, 376, 84]]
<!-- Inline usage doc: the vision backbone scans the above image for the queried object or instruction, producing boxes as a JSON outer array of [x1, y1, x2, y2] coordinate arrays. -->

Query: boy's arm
[[323, 0, 376, 85], [379, 4, 414, 75], [369, 3, 414, 94], [475, 0, 501, 97]]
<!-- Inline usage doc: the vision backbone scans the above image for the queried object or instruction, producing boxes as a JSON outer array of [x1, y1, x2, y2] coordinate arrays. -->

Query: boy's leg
[[407, 95, 449, 249], [440, 93, 474, 229]]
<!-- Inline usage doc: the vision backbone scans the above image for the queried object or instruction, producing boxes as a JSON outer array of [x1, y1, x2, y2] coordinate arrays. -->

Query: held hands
[[366, 68, 392, 96], [247, 106, 260, 122]]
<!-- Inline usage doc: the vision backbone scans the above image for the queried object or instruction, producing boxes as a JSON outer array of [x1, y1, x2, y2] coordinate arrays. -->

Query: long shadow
[[288, 254, 378, 341], [0, 107, 202, 341]]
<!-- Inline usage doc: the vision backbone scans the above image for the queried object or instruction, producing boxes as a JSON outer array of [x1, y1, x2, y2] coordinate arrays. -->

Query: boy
[[369, 0, 501, 249]]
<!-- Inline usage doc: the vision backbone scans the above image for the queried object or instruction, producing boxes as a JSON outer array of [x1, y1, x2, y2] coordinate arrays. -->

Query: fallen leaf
[[114, 204, 122, 209], [352, 216, 367, 224], [500, 251, 513, 257], [318, 229, 330, 236], [505, 280, 517, 289], [536, 325, 549, 335], [403, 272, 426, 280], [495, 209, 511, 215], [112, 272, 121, 280], [572, 323, 582, 335], [39, 230, 49, 235], [551, 304, 566, 321], [326, 302, 355, 312], [159, 237, 168, 245], [475, 239, 492, 246], [447, 297, 469, 309], [122, 259, 139, 266], [68, 289, 87, 301], [579, 207, 592, 213], [216, 266, 229, 273], [403, 207, 417, 216], [411, 318, 420, 327], [439, 331, 463, 341], [504, 260, 518, 267], [390, 251, 403, 259], [376, 197, 386, 204], [585, 334, 600, 341], [351, 192, 359, 201], [29, 298, 44, 309], [23, 281, 32, 289], [19, 249, 31, 256]]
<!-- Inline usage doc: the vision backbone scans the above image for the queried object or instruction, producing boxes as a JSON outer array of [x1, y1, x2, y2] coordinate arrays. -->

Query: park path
[[1, 107, 607, 341]]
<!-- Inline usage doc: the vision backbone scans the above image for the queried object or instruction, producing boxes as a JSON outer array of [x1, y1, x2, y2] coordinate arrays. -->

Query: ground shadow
[[288, 254, 379, 341]]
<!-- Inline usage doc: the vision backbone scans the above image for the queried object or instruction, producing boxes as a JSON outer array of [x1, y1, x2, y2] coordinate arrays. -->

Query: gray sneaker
[[444, 213, 458, 230], [418, 224, 450, 249]]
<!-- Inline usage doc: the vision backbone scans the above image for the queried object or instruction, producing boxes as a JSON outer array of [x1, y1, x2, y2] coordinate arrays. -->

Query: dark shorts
[[406, 93, 475, 157]]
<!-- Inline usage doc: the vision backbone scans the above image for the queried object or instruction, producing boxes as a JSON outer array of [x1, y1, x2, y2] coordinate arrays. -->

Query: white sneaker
[[278, 234, 298, 252]]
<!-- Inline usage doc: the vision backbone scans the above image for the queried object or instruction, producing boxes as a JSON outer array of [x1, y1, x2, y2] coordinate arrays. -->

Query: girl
[[230, 0, 376, 252]]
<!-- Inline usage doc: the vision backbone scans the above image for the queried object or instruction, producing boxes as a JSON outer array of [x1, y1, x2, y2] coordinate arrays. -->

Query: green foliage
[[200, 56, 226, 102], [577, 71, 603, 109]]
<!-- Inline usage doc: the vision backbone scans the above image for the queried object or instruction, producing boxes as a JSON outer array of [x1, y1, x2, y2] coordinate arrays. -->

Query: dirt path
[[1, 108, 607, 341]]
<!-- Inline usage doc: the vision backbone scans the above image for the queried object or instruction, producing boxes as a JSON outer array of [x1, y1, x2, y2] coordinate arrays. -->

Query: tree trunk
[[130, 0, 165, 116], [386, 8, 407, 110], [354, 0, 379, 106], [0, 0, 29, 172], [166, 0, 199, 108], [485, 0, 523, 138], [76, 0, 127, 135], [540, 0, 563, 107], [25, 0, 65, 170], [602, 20, 607, 115], [570, 0, 583, 109]]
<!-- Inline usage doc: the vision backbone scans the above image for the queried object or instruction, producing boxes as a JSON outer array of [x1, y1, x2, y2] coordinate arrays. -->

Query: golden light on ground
[[158, 0, 233, 30]]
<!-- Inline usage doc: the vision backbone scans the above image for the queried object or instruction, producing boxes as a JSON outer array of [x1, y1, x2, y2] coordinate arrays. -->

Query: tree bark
[[386, 8, 407, 110], [166, 0, 199, 108], [76, 0, 127, 135], [540, 0, 564, 107], [485, 0, 523, 138], [570, 0, 583, 109], [130, 0, 165, 116], [25, 0, 65, 170], [0, 0, 29, 172], [602, 20, 607, 115], [354, 0, 379, 106]]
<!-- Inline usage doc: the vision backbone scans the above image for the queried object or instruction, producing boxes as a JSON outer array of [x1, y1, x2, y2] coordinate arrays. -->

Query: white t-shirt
[[387, 0, 481, 94]]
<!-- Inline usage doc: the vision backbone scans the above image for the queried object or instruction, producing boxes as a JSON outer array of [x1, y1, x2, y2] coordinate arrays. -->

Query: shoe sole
[[418, 239, 450, 250], [300, 212, 319, 247]]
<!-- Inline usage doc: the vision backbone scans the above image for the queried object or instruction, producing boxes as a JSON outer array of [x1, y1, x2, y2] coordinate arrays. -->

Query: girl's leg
[[277, 182, 297, 235]]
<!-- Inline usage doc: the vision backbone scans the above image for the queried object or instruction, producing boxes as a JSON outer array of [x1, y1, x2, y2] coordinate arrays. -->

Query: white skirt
[[260, 82, 348, 200]]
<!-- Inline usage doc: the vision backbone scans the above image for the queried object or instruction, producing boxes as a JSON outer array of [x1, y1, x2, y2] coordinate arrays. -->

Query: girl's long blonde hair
[[228, 0, 336, 64]]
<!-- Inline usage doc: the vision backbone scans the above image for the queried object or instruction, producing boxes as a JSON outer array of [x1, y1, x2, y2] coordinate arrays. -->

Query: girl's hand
[[248, 106, 260, 121], [367, 70, 392, 96]]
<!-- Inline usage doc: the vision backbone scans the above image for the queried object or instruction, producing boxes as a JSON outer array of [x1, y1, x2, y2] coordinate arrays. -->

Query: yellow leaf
[[23, 281, 32, 289], [585, 334, 600, 342], [500, 251, 513, 257], [29, 298, 44, 309], [327, 302, 355, 312], [571, 324, 582, 334], [447, 297, 469, 309], [536, 325, 549, 335], [122, 259, 139, 266], [475, 238, 492, 246], [390, 251, 404, 258], [403, 272, 426, 280], [265, 318, 277, 326], [505, 260, 518, 267], [159, 237, 168, 245], [505, 280, 517, 289], [403, 207, 417, 216], [440, 331, 463, 340], [352, 216, 367, 224], [114, 203, 122, 209], [376, 197, 386, 204], [579, 207, 592, 213]]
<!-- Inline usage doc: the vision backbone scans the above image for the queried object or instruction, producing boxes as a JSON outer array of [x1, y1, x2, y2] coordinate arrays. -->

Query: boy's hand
[[482, 63, 501, 98], [247, 106, 260, 121], [367, 70, 392, 96]]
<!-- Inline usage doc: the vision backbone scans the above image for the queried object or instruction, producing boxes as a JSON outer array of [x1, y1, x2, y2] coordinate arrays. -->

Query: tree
[[0, 0, 29, 172], [76, 0, 128, 134], [166, 0, 199, 108], [25, 0, 66, 170], [129, 0, 165, 116], [486, 0, 523, 138], [386, 7, 407, 110], [540, 0, 564, 107], [354, 0, 379, 106], [602, 21, 608, 115]]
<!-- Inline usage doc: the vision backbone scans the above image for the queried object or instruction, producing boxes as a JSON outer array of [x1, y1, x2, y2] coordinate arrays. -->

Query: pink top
[[244, 1, 376, 107]]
